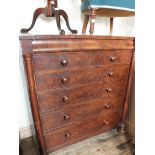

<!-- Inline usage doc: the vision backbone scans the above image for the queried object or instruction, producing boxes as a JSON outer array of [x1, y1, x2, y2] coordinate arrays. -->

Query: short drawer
[[37, 80, 127, 112], [35, 65, 130, 92], [91, 50, 132, 67], [40, 96, 124, 132], [33, 52, 91, 72], [44, 111, 121, 151], [33, 50, 132, 73]]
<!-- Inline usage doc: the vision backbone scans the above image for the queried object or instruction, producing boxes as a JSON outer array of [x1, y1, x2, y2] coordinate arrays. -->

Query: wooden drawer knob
[[105, 104, 110, 109], [110, 56, 116, 62], [104, 121, 109, 125], [107, 88, 112, 93], [62, 77, 68, 84], [108, 71, 114, 77], [64, 115, 70, 120], [63, 96, 69, 102], [65, 132, 70, 138], [61, 59, 68, 66]]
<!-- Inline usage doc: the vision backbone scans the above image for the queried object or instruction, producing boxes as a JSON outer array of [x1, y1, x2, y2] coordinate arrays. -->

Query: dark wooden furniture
[[81, 0, 135, 34], [20, 35, 135, 155], [21, 0, 77, 35]]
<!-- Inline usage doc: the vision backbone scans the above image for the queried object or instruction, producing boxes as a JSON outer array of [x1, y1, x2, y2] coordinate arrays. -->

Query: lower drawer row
[[40, 96, 124, 132], [44, 111, 121, 151]]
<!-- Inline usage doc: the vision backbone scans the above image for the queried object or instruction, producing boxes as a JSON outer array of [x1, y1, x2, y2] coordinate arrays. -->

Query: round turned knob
[[61, 59, 68, 66], [64, 115, 70, 120], [62, 77, 68, 84], [107, 88, 112, 93], [65, 132, 70, 138], [105, 104, 110, 109], [110, 56, 116, 62], [63, 96, 69, 102], [108, 71, 114, 77], [104, 121, 109, 125]]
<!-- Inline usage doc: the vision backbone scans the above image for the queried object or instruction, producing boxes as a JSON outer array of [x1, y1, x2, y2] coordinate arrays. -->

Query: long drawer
[[35, 65, 129, 92], [38, 80, 127, 112], [33, 50, 132, 73], [40, 96, 124, 132], [44, 111, 121, 151]]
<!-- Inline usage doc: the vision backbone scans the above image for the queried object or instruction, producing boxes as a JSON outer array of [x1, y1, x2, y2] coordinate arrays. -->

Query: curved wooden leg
[[20, 8, 47, 33], [59, 9, 78, 34], [89, 9, 96, 34], [55, 9, 65, 35], [82, 15, 89, 34]]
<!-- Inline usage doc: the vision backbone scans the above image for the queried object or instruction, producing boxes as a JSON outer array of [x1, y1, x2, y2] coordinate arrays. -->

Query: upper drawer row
[[33, 50, 132, 73]]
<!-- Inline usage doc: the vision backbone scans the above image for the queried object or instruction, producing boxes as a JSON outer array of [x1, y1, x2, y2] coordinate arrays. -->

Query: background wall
[[19, 0, 135, 138]]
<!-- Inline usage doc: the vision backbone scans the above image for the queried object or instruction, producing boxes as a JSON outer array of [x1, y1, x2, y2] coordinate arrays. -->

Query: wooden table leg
[[82, 15, 89, 34], [110, 17, 113, 35], [89, 9, 96, 34], [59, 9, 78, 34], [20, 8, 47, 33], [55, 9, 65, 35]]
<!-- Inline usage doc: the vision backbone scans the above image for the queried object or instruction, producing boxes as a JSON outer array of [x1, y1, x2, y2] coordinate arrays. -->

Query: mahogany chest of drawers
[[20, 35, 134, 155]]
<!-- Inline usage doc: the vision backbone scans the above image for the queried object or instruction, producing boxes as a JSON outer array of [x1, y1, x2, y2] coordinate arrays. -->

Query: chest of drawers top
[[20, 35, 134, 54]]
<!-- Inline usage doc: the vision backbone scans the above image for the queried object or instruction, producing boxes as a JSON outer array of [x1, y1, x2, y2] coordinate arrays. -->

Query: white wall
[[19, 0, 135, 135]]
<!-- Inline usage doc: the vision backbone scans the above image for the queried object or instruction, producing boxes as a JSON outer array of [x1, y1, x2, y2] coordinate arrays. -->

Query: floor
[[21, 130, 134, 155]]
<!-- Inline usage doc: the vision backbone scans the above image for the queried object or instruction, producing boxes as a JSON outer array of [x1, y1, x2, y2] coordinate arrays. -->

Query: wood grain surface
[[20, 35, 134, 154]]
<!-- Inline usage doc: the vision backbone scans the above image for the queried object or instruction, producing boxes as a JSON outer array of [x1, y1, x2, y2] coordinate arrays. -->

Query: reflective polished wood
[[20, 35, 134, 155]]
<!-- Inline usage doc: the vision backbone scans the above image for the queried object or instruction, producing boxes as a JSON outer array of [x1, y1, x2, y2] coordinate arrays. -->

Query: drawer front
[[44, 111, 121, 151], [38, 80, 127, 112], [91, 50, 132, 66], [33, 50, 132, 73], [40, 96, 124, 132], [35, 65, 129, 92], [33, 52, 91, 72]]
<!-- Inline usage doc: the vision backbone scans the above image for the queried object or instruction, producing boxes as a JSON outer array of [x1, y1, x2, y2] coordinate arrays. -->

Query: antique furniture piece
[[81, 0, 135, 34], [20, 35, 135, 155], [21, 0, 77, 35]]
